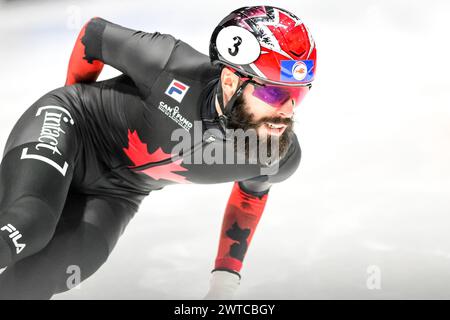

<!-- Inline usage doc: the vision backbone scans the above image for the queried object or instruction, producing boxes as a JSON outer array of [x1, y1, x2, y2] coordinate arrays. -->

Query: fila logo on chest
[[165, 79, 190, 103]]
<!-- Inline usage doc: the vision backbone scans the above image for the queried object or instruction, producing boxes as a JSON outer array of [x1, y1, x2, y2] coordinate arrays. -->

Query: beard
[[225, 94, 295, 166]]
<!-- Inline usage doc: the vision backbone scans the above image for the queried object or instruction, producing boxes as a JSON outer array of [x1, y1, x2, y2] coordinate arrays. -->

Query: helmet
[[210, 6, 317, 86]]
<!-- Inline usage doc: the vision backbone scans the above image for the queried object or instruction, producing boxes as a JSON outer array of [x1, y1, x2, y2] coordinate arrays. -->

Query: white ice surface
[[0, 0, 450, 299]]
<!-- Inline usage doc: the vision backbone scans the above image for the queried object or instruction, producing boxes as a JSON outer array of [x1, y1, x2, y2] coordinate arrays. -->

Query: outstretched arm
[[65, 17, 177, 93], [205, 180, 271, 299], [204, 136, 301, 299]]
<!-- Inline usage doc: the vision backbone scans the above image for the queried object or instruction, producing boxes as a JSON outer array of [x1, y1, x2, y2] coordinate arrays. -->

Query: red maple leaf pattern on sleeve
[[123, 129, 190, 184]]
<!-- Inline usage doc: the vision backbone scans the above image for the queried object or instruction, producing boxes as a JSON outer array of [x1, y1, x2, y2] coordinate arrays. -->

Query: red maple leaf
[[266, 11, 309, 59], [123, 129, 190, 184]]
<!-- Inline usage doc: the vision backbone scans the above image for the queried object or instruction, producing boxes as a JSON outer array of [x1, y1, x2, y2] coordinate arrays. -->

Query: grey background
[[0, 0, 449, 299]]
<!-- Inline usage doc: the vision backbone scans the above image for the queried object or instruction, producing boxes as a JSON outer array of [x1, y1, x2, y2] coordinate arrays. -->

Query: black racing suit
[[0, 18, 301, 299]]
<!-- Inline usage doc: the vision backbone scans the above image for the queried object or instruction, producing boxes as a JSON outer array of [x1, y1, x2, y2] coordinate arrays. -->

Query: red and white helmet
[[210, 6, 317, 86]]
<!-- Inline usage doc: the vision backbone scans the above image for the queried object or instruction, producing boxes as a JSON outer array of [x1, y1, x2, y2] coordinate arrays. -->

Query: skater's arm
[[205, 137, 301, 299], [65, 17, 177, 93], [65, 19, 105, 85], [213, 181, 270, 275], [212, 136, 301, 274], [204, 181, 270, 299]]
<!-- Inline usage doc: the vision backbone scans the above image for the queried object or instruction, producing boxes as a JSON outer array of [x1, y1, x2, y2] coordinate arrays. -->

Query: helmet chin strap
[[215, 79, 251, 133]]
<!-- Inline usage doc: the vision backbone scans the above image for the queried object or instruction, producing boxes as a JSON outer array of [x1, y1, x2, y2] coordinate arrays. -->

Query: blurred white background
[[1, 0, 450, 299]]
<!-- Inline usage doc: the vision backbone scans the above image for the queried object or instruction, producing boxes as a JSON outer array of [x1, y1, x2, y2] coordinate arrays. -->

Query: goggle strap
[[224, 80, 251, 116], [216, 79, 252, 132], [215, 81, 226, 115]]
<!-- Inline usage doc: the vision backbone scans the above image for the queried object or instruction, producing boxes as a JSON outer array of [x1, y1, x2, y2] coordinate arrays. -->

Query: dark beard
[[225, 94, 294, 165]]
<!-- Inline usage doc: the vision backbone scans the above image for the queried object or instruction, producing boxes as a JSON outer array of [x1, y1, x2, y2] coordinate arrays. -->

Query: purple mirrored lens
[[252, 85, 291, 107]]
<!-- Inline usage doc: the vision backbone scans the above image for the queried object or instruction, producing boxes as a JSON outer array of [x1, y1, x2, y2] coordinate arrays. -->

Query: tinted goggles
[[249, 80, 312, 109]]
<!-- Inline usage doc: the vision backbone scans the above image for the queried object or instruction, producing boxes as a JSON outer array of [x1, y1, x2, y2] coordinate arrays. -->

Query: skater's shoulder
[[164, 38, 221, 83]]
